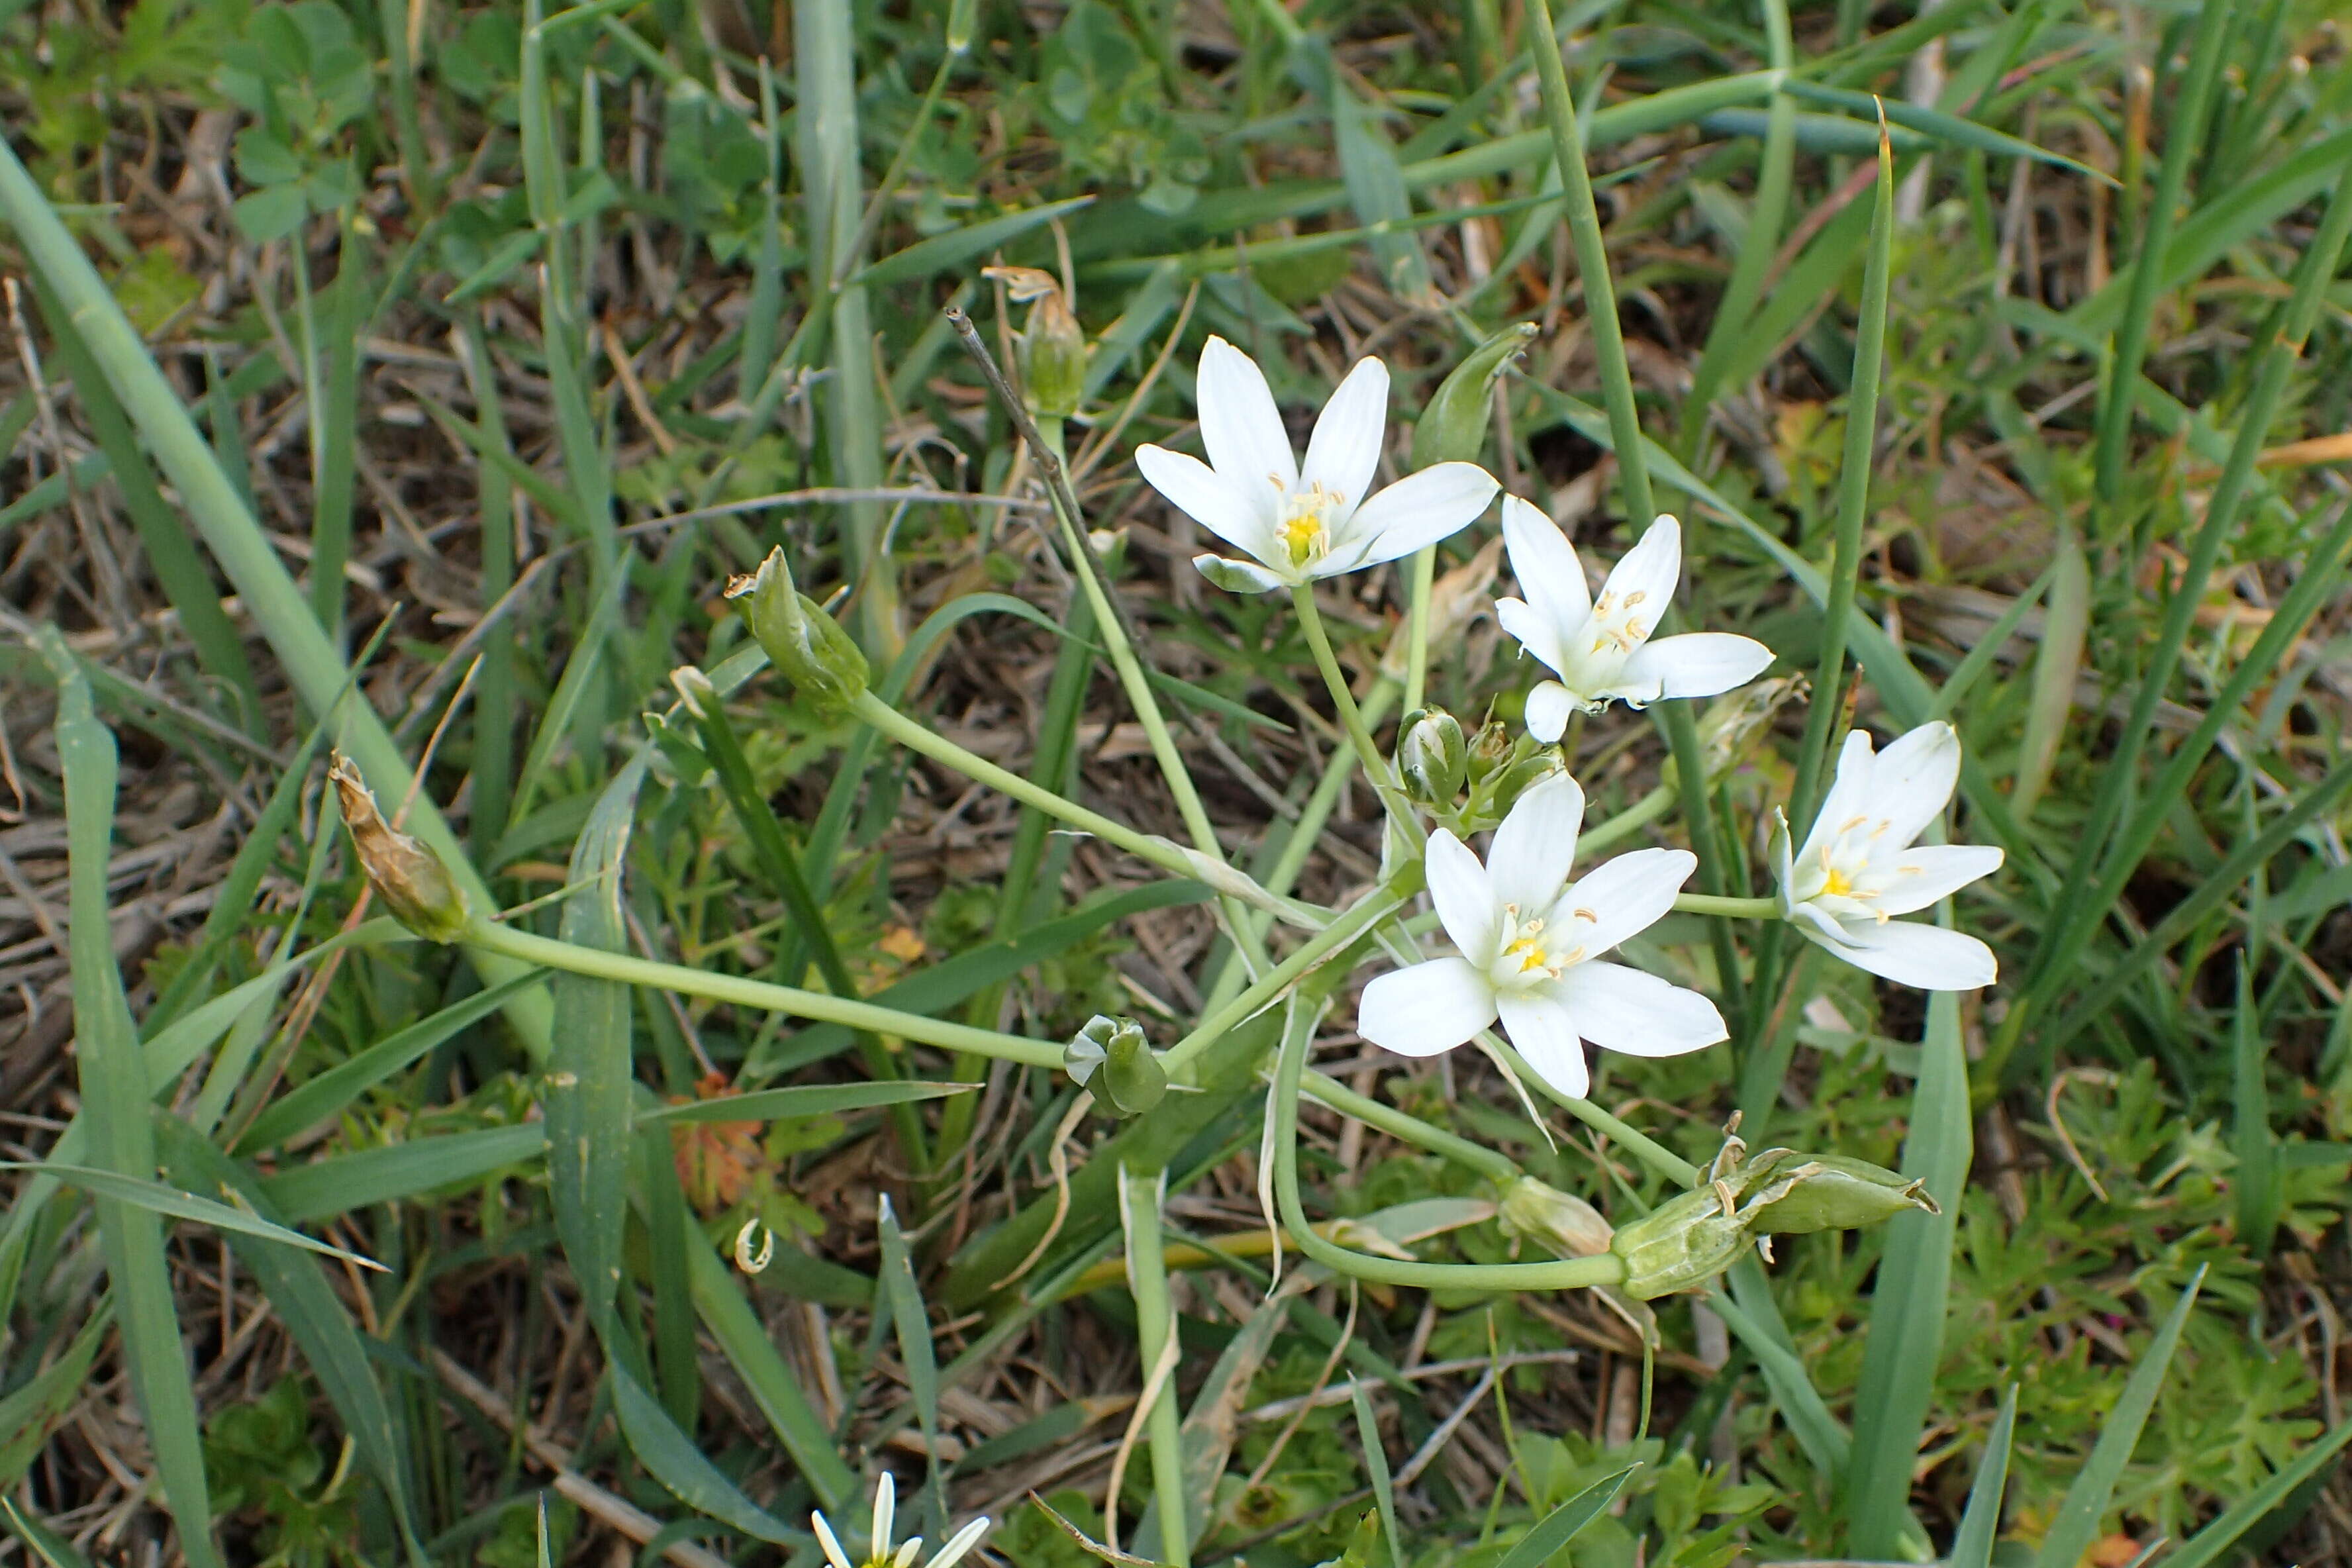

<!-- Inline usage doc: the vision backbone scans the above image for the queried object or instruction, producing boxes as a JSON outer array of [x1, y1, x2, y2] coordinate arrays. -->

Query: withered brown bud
[[327, 752, 468, 943]]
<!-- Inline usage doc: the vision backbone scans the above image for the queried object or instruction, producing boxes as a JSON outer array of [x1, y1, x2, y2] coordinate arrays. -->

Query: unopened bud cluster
[[1396, 707, 1564, 836]]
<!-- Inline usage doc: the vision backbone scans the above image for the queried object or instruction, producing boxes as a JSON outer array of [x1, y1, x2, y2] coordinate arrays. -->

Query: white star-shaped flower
[[1136, 336, 1499, 591], [1775, 722, 2004, 990], [1356, 773, 1728, 1099], [812, 1475, 989, 1568], [1495, 497, 1774, 740]]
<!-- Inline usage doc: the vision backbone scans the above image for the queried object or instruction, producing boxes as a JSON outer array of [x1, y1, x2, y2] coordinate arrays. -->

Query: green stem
[[1290, 587, 1423, 845], [1524, 0, 1652, 522], [1300, 1069, 1518, 1184], [1163, 890, 1407, 1076], [1574, 784, 1672, 856], [691, 696, 929, 1168], [1402, 546, 1437, 716], [852, 692, 1217, 889], [1122, 1167, 1191, 1568], [1673, 893, 1780, 920], [1487, 1034, 1702, 1187], [462, 918, 1063, 1068], [1271, 1003, 1625, 1290]]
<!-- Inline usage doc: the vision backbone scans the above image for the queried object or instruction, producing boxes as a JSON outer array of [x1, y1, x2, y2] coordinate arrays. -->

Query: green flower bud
[[726, 548, 869, 716], [984, 265, 1087, 420], [1733, 1149, 1939, 1236], [1066, 1014, 1166, 1116], [1467, 718, 1513, 777], [1396, 707, 1468, 807], [1609, 1185, 1753, 1300], [327, 753, 469, 944], [1665, 674, 1804, 793], [1409, 322, 1536, 471], [1497, 1175, 1614, 1259]]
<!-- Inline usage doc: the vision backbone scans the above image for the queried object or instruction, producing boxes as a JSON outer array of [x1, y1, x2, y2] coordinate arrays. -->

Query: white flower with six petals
[[1495, 497, 1775, 741], [812, 1474, 989, 1568], [1136, 336, 1500, 591], [1356, 773, 1728, 1099], [1775, 722, 2003, 991]]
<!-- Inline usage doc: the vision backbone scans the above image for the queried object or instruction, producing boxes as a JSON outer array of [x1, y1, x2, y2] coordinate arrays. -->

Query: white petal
[[1551, 848, 1695, 956], [1300, 356, 1389, 516], [1197, 335, 1297, 495], [1193, 553, 1291, 594], [1867, 844, 2005, 916], [1551, 961, 1727, 1057], [1499, 494, 1592, 632], [813, 1513, 854, 1568], [1794, 730, 1879, 868], [1495, 596, 1567, 675], [1333, 462, 1498, 566], [1614, 632, 1773, 703], [1489, 772, 1585, 916], [1498, 991, 1589, 1099], [927, 1518, 991, 1568], [1138, 444, 1273, 560], [1425, 829, 1498, 960], [1595, 513, 1682, 620], [1358, 957, 1498, 1057], [1808, 918, 1997, 990], [1524, 680, 1577, 744], [1867, 721, 1963, 850], [873, 1473, 895, 1562]]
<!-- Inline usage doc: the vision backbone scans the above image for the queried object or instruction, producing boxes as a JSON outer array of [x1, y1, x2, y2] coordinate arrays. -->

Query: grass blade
[[1950, 1386, 2017, 1568], [544, 756, 648, 1335], [1347, 1380, 1405, 1568], [40, 630, 224, 1568], [0, 138, 555, 1057], [685, 1233, 860, 1511], [157, 1120, 427, 1565], [609, 1364, 799, 1544], [2158, 1414, 2352, 1568], [1843, 989, 1969, 1557], [238, 970, 548, 1153], [1493, 1465, 1639, 1568], [2032, 1267, 2206, 1568], [261, 1124, 550, 1222], [24, 276, 263, 734], [2008, 524, 2088, 818]]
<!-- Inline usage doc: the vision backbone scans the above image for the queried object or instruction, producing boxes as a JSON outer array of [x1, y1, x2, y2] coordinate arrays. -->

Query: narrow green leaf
[[1347, 1381, 1404, 1568], [1777, 79, 2111, 181], [240, 970, 548, 1152], [686, 1232, 860, 1510], [2159, 1414, 2352, 1568], [0, 1310, 109, 1489], [2, 1499, 95, 1568], [635, 1080, 977, 1126], [1951, 1387, 2018, 1568], [0, 1163, 385, 1271], [544, 756, 648, 1334], [2032, 1267, 2207, 1568], [1492, 1465, 1640, 1568], [1845, 989, 1969, 1556], [1708, 1275, 1849, 1476], [850, 195, 1095, 288], [157, 1121, 427, 1565], [261, 1124, 549, 1223], [2010, 526, 2088, 818], [42, 634, 223, 1568], [609, 1365, 800, 1544], [877, 1197, 944, 1530]]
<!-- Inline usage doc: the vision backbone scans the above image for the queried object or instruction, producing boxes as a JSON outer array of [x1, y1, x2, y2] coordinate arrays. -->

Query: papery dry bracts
[[327, 752, 468, 943]]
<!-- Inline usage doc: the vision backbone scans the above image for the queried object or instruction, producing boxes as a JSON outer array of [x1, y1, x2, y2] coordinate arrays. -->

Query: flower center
[[1492, 908, 1583, 990], [1820, 865, 1855, 899], [1276, 481, 1346, 567]]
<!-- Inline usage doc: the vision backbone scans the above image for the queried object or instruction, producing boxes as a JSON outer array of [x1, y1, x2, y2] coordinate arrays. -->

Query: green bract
[[1408, 322, 1536, 470]]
